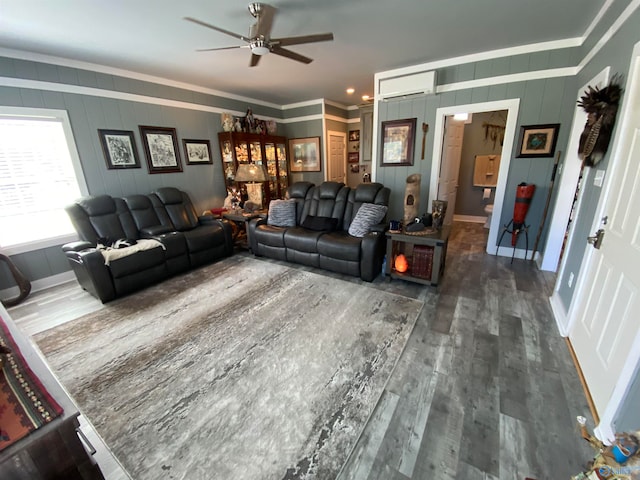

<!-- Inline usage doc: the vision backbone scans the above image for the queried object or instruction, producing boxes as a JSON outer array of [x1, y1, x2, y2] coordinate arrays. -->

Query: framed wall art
[[349, 129, 360, 142], [98, 129, 140, 169], [380, 118, 417, 166], [139, 125, 182, 173], [183, 139, 213, 165], [289, 137, 321, 172], [516, 124, 560, 158], [348, 152, 360, 164]]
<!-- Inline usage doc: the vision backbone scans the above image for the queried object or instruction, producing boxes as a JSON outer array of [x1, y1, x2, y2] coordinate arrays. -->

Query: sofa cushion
[[317, 232, 361, 261], [284, 227, 324, 253], [268, 199, 297, 227], [255, 224, 287, 247], [348, 203, 388, 237], [301, 215, 339, 232]]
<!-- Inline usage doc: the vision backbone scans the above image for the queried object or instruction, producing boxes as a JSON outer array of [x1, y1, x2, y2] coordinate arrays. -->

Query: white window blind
[[0, 109, 87, 251]]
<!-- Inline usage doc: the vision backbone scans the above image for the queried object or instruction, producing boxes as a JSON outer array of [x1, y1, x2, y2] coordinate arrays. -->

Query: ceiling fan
[[184, 3, 334, 67]]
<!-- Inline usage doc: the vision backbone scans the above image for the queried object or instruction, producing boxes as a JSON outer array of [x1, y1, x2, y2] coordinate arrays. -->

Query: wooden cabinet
[[218, 132, 290, 203]]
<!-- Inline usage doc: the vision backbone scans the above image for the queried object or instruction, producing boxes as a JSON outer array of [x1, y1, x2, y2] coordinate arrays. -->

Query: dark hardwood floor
[[7, 221, 594, 479]]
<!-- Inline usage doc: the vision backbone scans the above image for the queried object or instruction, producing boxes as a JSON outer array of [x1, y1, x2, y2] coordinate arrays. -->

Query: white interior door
[[569, 52, 640, 423], [437, 117, 465, 225], [327, 131, 346, 184]]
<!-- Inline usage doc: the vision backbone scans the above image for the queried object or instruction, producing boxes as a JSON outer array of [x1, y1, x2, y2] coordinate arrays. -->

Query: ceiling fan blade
[[184, 16, 249, 42], [196, 45, 249, 52], [270, 46, 313, 64], [250, 53, 262, 67], [253, 4, 276, 38], [272, 33, 334, 47]]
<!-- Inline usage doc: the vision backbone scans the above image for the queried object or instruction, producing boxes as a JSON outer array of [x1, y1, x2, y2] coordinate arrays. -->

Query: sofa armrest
[[198, 214, 218, 225], [247, 217, 268, 253], [64, 248, 116, 303], [62, 240, 93, 252], [369, 222, 387, 234], [141, 225, 174, 237], [360, 231, 386, 282]]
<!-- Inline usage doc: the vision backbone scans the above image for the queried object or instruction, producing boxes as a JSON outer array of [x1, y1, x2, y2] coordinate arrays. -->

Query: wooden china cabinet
[[218, 132, 290, 204]]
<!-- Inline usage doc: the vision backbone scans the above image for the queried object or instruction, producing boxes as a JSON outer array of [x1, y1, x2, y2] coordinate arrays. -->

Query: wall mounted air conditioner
[[378, 70, 437, 100]]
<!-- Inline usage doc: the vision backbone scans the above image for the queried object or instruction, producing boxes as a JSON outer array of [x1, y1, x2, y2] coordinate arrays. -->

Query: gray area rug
[[35, 256, 422, 480]]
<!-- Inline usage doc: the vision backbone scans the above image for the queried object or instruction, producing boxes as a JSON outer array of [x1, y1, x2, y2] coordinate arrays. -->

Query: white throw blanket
[[99, 239, 165, 266]]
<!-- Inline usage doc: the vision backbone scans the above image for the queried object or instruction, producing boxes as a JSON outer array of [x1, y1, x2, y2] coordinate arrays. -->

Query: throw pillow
[[301, 215, 339, 232], [267, 199, 297, 227], [348, 203, 388, 237]]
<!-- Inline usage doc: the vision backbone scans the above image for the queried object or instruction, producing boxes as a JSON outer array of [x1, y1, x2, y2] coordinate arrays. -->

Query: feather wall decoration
[[577, 74, 623, 167]]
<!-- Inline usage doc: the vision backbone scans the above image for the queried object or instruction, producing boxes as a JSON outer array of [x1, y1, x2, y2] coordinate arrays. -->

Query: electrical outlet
[[568, 272, 575, 288]]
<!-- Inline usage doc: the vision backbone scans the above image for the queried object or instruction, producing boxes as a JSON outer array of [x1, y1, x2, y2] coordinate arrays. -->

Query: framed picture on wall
[[288, 137, 321, 172], [380, 118, 417, 166], [139, 125, 183, 173], [516, 124, 560, 158], [98, 129, 140, 169], [348, 152, 360, 164], [183, 139, 213, 165], [349, 129, 360, 142]]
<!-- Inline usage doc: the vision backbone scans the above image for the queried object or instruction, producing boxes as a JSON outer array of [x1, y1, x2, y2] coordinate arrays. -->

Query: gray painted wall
[[456, 111, 507, 217], [375, 74, 575, 249], [555, 4, 640, 310], [615, 365, 640, 431], [0, 56, 324, 289]]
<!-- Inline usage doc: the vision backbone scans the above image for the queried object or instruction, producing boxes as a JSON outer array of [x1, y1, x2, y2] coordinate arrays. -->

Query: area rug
[[0, 315, 63, 451], [34, 256, 422, 479]]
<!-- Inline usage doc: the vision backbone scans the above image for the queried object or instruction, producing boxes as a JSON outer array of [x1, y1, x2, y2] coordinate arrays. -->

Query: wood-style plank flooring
[[7, 222, 594, 479]]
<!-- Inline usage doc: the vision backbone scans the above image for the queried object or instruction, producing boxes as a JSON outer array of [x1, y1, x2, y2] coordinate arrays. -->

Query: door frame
[[566, 41, 640, 443], [429, 99, 520, 255], [548, 67, 610, 335], [542, 67, 611, 274], [326, 130, 347, 183]]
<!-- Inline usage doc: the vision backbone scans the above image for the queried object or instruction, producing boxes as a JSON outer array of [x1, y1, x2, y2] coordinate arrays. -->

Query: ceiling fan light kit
[[184, 2, 334, 67]]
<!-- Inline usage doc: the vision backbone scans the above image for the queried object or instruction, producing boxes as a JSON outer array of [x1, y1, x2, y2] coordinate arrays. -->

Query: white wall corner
[[549, 292, 569, 337]]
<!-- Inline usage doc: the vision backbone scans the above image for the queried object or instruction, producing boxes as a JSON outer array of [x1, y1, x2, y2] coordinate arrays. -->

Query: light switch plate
[[594, 169, 605, 187]]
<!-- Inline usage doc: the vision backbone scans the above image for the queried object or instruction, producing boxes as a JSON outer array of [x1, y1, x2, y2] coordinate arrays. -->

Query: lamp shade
[[235, 163, 268, 182]]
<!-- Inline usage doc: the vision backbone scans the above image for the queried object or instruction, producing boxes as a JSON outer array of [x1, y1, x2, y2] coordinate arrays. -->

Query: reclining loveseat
[[63, 187, 233, 303], [247, 181, 390, 282]]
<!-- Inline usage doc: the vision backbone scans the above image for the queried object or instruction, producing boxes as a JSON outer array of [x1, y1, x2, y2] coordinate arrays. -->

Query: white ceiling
[[0, 0, 607, 106]]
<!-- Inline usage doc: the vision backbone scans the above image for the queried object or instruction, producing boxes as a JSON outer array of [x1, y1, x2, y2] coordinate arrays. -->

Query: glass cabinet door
[[276, 143, 288, 198], [265, 142, 278, 200], [221, 139, 236, 184], [235, 141, 249, 164], [249, 141, 262, 164]]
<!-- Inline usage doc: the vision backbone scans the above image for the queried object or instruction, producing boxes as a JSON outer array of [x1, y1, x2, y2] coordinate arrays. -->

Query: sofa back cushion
[[286, 181, 314, 224], [123, 194, 162, 232], [305, 182, 349, 226], [150, 187, 199, 231], [343, 183, 391, 231], [65, 195, 138, 244]]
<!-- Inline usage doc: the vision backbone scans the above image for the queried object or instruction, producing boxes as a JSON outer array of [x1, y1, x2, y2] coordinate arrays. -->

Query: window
[[0, 107, 88, 254]]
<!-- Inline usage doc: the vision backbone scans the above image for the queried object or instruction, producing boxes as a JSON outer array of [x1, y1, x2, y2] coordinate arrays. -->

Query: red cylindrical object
[[512, 183, 535, 246]]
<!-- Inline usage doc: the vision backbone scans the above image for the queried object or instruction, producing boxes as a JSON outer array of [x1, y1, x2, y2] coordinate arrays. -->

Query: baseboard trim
[[0, 270, 75, 301], [453, 215, 487, 224], [490, 245, 531, 260], [565, 337, 600, 426], [549, 292, 569, 336]]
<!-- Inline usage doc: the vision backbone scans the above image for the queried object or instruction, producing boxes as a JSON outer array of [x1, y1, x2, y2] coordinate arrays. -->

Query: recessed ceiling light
[[453, 113, 469, 121], [346, 88, 355, 95], [362, 95, 370, 101]]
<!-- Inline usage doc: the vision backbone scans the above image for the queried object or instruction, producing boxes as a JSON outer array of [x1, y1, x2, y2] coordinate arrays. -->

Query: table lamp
[[235, 163, 268, 208]]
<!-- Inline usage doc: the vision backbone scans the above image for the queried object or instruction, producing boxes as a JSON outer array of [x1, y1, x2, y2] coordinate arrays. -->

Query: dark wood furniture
[[222, 210, 267, 249], [0, 306, 104, 479], [385, 226, 450, 286], [218, 132, 289, 204]]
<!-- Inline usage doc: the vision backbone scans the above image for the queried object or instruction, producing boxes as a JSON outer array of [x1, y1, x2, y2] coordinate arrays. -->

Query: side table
[[222, 210, 267, 249], [385, 226, 450, 286]]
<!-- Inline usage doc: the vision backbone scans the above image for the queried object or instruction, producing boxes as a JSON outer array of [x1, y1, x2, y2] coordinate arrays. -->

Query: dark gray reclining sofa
[[247, 181, 390, 282], [63, 187, 233, 303]]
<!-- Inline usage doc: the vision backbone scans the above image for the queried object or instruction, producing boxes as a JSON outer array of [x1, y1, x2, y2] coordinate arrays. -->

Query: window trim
[[0, 106, 89, 255]]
